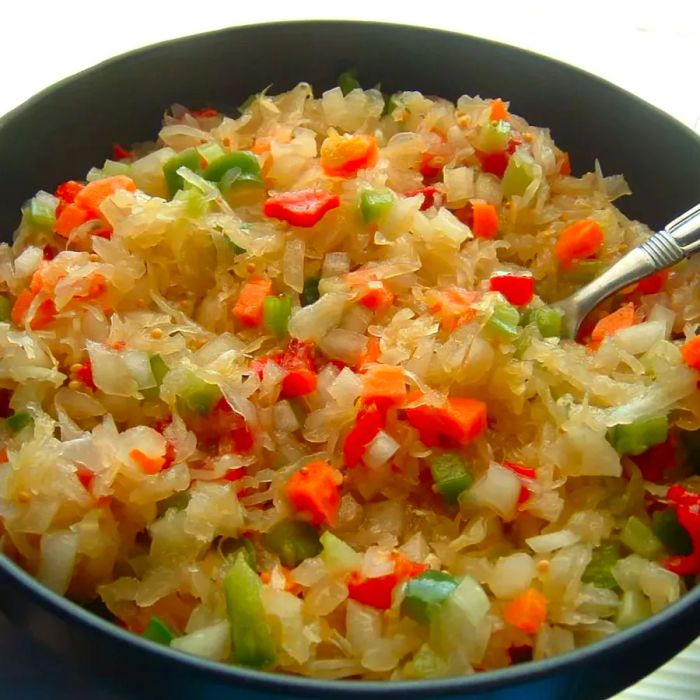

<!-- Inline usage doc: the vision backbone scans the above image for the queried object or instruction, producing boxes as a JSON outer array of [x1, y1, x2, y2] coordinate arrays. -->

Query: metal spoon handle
[[555, 203, 700, 336]]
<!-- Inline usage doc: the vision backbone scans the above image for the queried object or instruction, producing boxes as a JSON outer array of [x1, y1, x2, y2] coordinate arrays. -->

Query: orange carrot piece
[[74, 175, 137, 216], [31, 299, 57, 330], [590, 303, 636, 347], [559, 152, 571, 176], [490, 98, 509, 121], [404, 395, 488, 447], [284, 459, 341, 526], [681, 336, 700, 371], [504, 588, 548, 634], [471, 200, 499, 239], [358, 280, 394, 312], [54, 202, 93, 238], [320, 133, 378, 177], [129, 448, 166, 475], [232, 278, 273, 327], [11, 289, 36, 326], [360, 336, 381, 368], [427, 286, 481, 332], [554, 219, 604, 268], [361, 365, 406, 405]]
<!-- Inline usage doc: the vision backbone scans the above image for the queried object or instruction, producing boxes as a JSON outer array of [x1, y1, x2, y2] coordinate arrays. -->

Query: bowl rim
[[1, 17, 699, 697]]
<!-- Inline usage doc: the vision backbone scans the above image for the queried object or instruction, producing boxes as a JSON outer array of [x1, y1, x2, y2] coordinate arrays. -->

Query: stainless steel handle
[[554, 203, 700, 337]]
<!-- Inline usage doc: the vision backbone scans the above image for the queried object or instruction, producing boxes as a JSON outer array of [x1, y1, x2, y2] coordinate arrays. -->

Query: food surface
[[1, 77, 699, 680]]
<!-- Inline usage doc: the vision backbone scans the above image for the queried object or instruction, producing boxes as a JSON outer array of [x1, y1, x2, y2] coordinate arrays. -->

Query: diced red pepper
[[405, 185, 439, 210], [358, 280, 394, 312], [477, 150, 510, 178], [74, 360, 96, 390], [129, 448, 166, 475], [681, 336, 700, 371], [343, 403, 386, 468], [419, 153, 444, 181], [632, 436, 677, 483], [636, 270, 669, 296], [664, 485, 700, 575], [347, 571, 398, 610], [559, 152, 571, 176], [223, 467, 247, 482], [112, 143, 134, 161], [54, 180, 84, 205], [503, 462, 536, 507], [76, 466, 95, 491], [42, 245, 57, 261], [263, 189, 340, 227], [471, 200, 499, 239], [251, 341, 318, 399], [489, 273, 535, 306], [192, 107, 219, 118]]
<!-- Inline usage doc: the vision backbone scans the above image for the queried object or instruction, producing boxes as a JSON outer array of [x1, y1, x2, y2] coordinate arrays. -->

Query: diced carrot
[[252, 137, 272, 154], [11, 289, 36, 326], [404, 395, 488, 447], [0, 448, 8, 464], [361, 336, 381, 367], [554, 219, 604, 268], [636, 269, 669, 295], [129, 448, 166, 475], [232, 278, 273, 327], [361, 365, 406, 406], [427, 286, 480, 332], [55, 180, 85, 204], [263, 189, 340, 227], [471, 200, 499, 239], [344, 403, 385, 468], [503, 588, 548, 634], [358, 280, 394, 312], [392, 551, 429, 580], [320, 133, 378, 177], [29, 298, 56, 330], [284, 459, 341, 526], [589, 303, 636, 349], [73, 273, 107, 302], [74, 175, 137, 217], [489, 273, 535, 306], [632, 436, 677, 483], [681, 336, 700, 371], [54, 202, 94, 238], [490, 98, 509, 121]]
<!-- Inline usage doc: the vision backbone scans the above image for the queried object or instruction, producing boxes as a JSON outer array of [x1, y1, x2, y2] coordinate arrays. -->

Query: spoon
[[553, 203, 700, 338]]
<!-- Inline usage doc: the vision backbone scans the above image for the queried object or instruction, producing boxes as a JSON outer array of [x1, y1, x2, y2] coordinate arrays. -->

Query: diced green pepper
[[142, 616, 175, 645], [401, 570, 458, 625], [531, 306, 563, 338], [149, 353, 169, 386], [24, 195, 57, 230], [338, 69, 361, 95], [608, 417, 669, 457], [263, 519, 322, 568], [428, 453, 474, 504], [301, 276, 321, 307], [220, 537, 258, 571], [487, 302, 520, 341], [654, 508, 693, 555], [564, 260, 607, 285], [620, 516, 663, 559], [502, 151, 536, 198], [197, 142, 226, 166], [156, 491, 190, 517], [582, 542, 621, 589], [359, 189, 394, 224], [202, 152, 263, 192], [476, 120, 511, 154], [320, 531, 362, 571], [224, 553, 277, 668], [0, 296, 11, 323], [163, 148, 201, 197], [5, 412, 32, 432], [87, 160, 131, 182], [176, 372, 222, 416], [615, 590, 651, 629], [263, 295, 292, 338]]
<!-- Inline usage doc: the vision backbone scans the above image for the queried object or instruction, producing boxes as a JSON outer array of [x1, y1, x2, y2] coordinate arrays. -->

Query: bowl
[[1, 20, 699, 700]]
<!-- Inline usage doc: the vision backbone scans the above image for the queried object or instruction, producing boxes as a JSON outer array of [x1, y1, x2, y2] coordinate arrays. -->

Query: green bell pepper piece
[[5, 412, 32, 432], [428, 453, 474, 504], [402, 570, 458, 625], [24, 195, 57, 230], [163, 148, 201, 197], [654, 508, 693, 555], [620, 516, 663, 559], [608, 416, 669, 456], [359, 189, 394, 224], [156, 491, 191, 517], [531, 306, 563, 338], [264, 519, 322, 568], [0, 296, 11, 323], [338, 69, 361, 95], [202, 151, 262, 188], [263, 295, 293, 338], [220, 537, 258, 571], [502, 151, 536, 198], [224, 553, 277, 668], [582, 542, 621, 589], [301, 276, 321, 307], [476, 120, 511, 154], [142, 616, 175, 645], [487, 302, 520, 341], [176, 372, 222, 416], [564, 260, 607, 285]]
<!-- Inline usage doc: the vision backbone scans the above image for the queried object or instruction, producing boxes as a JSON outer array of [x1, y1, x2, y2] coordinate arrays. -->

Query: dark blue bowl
[[1, 20, 699, 700]]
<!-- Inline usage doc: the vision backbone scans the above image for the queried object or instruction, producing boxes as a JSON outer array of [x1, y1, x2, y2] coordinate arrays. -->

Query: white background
[[1, 1, 700, 698]]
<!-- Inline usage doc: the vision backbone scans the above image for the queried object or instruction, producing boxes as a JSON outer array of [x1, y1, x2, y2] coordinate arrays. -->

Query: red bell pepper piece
[[112, 143, 134, 161], [405, 185, 439, 210], [664, 485, 700, 575], [343, 403, 385, 468], [632, 437, 676, 483], [489, 273, 535, 306], [263, 189, 340, 227], [74, 360, 96, 390], [503, 462, 536, 507]]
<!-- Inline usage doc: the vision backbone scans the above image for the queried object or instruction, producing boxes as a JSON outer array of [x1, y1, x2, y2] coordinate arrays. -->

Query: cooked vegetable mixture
[[1, 78, 699, 679]]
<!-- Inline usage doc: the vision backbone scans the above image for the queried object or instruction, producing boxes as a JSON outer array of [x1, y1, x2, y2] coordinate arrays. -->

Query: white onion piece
[[363, 430, 400, 469], [283, 238, 305, 293], [448, 575, 490, 626], [470, 464, 521, 520], [171, 621, 229, 660], [613, 321, 666, 356], [526, 529, 580, 554], [488, 553, 537, 599], [443, 166, 475, 207], [328, 367, 362, 407], [87, 341, 139, 398], [123, 350, 156, 389], [318, 329, 367, 365], [37, 530, 79, 595], [322, 252, 351, 278], [346, 599, 382, 652], [273, 400, 300, 432], [13, 246, 43, 279], [288, 293, 347, 342]]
